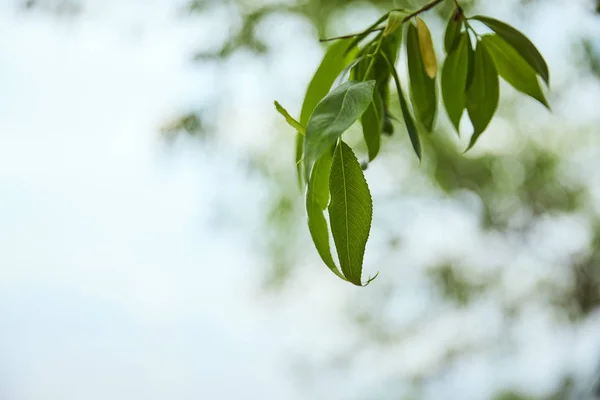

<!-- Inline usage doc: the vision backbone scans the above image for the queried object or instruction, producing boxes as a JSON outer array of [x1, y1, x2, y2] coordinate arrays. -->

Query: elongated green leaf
[[381, 51, 421, 159], [466, 42, 499, 151], [274, 101, 305, 135], [407, 23, 437, 133], [444, 9, 463, 53], [361, 89, 383, 161], [306, 149, 346, 280], [472, 15, 549, 85], [467, 34, 475, 89], [328, 141, 373, 286], [304, 80, 376, 178], [442, 33, 469, 133], [384, 10, 405, 37], [297, 39, 358, 186], [416, 17, 437, 78], [481, 34, 550, 109]]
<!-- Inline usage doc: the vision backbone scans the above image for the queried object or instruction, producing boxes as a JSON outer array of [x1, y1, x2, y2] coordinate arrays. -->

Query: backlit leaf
[[481, 34, 549, 109], [297, 39, 358, 186], [466, 42, 499, 151], [274, 101, 305, 135], [407, 23, 437, 133], [416, 17, 437, 78], [304, 80, 376, 178], [384, 10, 405, 37], [472, 15, 549, 85], [442, 33, 469, 133], [328, 141, 374, 286], [306, 149, 345, 280]]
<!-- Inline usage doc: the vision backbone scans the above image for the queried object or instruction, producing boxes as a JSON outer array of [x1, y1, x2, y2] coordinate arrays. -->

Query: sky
[[1, 0, 600, 399]]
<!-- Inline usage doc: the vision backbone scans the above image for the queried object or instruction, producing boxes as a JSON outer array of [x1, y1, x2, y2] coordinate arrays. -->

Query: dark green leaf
[[381, 51, 421, 159], [304, 80, 376, 178], [274, 101, 305, 135], [466, 42, 499, 151], [407, 23, 437, 133], [328, 141, 373, 286], [444, 9, 463, 53], [442, 33, 469, 133], [481, 34, 550, 109], [361, 89, 383, 161], [466, 34, 475, 89], [472, 15, 549, 85], [306, 149, 346, 280], [297, 38, 358, 186]]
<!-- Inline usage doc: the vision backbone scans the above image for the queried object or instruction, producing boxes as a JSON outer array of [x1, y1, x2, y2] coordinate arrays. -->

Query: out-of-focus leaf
[[304, 80, 376, 178], [382, 51, 421, 159], [407, 23, 437, 133], [274, 101, 305, 135], [384, 10, 405, 37], [472, 15, 549, 84], [442, 33, 469, 133], [466, 43, 499, 151], [328, 141, 374, 286], [361, 89, 384, 161], [444, 9, 463, 53], [297, 38, 358, 186], [416, 17, 437, 78], [306, 149, 345, 280], [481, 34, 550, 109]]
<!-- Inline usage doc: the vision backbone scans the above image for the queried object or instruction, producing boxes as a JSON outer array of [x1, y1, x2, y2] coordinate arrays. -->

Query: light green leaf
[[472, 15, 549, 85], [306, 149, 346, 280], [304, 80, 376, 178], [407, 23, 437, 133], [361, 89, 383, 161], [416, 17, 437, 78], [442, 33, 469, 133], [384, 10, 405, 37], [466, 42, 499, 151], [481, 34, 550, 109], [328, 141, 374, 286], [381, 51, 421, 159], [297, 38, 358, 186], [444, 9, 463, 53], [274, 101, 305, 135]]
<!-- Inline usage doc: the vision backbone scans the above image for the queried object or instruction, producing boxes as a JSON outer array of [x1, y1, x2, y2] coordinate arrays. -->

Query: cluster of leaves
[[275, 0, 550, 286]]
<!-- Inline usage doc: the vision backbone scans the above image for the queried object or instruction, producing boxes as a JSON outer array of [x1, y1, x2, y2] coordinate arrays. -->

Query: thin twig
[[319, 27, 384, 43], [398, 0, 447, 22]]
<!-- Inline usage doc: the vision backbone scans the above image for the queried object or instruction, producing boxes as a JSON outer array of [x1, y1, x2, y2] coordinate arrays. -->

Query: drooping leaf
[[304, 80, 376, 178], [384, 10, 405, 37], [472, 15, 549, 85], [274, 101, 305, 135], [466, 34, 475, 89], [306, 149, 345, 280], [407, 23, 437, 133], [444, 9, 463, 53], [481, 34, 550, 109], [328, 141, 373, 286], [361, 89, 384, 161], [381, 51, 421, 159], [442, 33, 469, 133], [416, 17, 438, 78], [466, 42, 499, 151], [297, 38, 358, 186]]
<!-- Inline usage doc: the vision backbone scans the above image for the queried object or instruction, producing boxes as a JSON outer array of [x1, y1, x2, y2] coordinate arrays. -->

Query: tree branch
[[399, 0, 447, 22]]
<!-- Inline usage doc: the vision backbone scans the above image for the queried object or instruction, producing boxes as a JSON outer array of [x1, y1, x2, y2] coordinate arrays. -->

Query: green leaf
[[297, 38, 358, 186], [442, 33, 469, 133], [274, 101, 305, 135], [328, 141, 373, 286], [304, 80, 376, 178], [444, 9, 463, 53], [384, 10, 405, 37], [466, 42, 499, 151], [306, 149, 346, 280], [407, 23, 437, 133], [416, 17, 437, 78], [361, 89, 384, 161], [466, 35, 475, 89], [381, 51, 421, 160], [472, 15, 549, 85], [481, 34, 550, 109]]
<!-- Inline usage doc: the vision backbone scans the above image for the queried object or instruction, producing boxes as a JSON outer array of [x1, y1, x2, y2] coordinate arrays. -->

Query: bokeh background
[[2, 0, 600, 399]]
